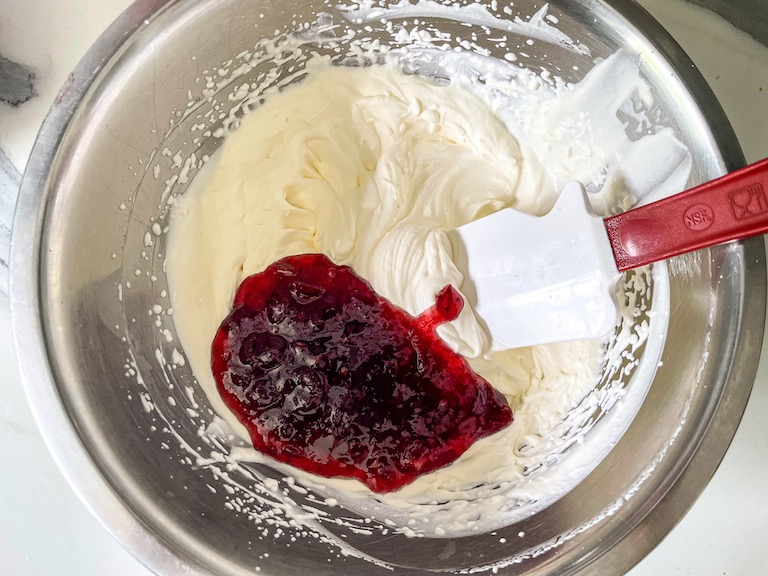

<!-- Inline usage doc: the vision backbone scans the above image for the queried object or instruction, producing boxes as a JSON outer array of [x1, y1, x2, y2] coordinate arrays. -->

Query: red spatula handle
[[604, 157, 768, 272]]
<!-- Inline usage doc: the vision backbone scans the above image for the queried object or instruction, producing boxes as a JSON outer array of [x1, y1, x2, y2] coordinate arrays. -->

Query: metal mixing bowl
[[10, 0, 766, 574]]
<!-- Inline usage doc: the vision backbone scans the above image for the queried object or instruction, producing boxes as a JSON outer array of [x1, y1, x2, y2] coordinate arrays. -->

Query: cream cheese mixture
[[168, 61, 602, 527], [165, 43, 689, 537]]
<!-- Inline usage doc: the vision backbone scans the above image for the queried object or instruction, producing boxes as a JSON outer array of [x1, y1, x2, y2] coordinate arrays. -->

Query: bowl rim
[[9, 0, 766, 575]]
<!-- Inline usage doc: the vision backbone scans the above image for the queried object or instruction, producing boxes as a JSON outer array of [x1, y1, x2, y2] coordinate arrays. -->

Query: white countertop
[[1, 0, 767, 574]]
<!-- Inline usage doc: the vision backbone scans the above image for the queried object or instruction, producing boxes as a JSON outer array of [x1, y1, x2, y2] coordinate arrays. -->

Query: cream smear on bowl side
[[114, 0, 690, 564]]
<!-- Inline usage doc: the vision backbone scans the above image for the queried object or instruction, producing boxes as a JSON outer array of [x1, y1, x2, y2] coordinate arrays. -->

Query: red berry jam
[[212, 254, 512, 493]]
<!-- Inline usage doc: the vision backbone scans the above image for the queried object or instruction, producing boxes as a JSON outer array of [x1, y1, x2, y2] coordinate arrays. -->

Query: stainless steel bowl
[[11, 0, 765, 574]]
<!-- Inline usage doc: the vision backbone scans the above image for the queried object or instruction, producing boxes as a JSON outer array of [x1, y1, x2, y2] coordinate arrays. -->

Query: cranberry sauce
[[212, 254, 513, 493]]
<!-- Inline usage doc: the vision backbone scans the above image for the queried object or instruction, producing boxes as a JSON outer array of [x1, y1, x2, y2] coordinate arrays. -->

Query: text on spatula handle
[[605, 157, 768, 271]]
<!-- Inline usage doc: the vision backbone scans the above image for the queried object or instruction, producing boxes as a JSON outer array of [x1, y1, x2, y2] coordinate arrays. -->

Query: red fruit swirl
[[211, 253, 513, 493]]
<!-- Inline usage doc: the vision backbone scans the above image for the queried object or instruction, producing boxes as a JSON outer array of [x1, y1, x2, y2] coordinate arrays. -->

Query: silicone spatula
[[449, 157, 768, 350]]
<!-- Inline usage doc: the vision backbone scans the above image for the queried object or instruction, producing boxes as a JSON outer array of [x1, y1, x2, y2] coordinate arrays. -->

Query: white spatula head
[[448, 182, 621, 350]]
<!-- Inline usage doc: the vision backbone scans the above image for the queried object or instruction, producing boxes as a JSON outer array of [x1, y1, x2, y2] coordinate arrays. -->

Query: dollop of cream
[[170, 63, 556, 363]]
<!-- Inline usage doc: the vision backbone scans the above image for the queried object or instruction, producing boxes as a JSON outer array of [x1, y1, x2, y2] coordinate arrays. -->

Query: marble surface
[[1, 0, 767, 574], [690, 0, 768, 45]]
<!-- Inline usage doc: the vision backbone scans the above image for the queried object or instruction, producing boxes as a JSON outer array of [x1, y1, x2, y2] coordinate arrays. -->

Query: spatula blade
[[449, 182, 621, 350]]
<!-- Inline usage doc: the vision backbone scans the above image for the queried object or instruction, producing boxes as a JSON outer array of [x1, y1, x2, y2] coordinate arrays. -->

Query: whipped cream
[[165, 46, 685, 536]]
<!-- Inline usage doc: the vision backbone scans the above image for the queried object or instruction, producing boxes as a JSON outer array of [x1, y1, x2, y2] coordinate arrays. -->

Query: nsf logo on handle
[[684, 204, 714, 231]]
